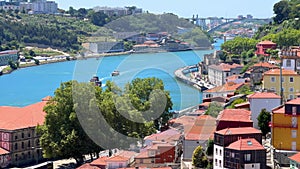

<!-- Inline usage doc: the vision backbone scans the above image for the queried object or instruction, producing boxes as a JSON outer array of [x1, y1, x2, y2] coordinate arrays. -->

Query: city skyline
[[54, 0, 280, 18]]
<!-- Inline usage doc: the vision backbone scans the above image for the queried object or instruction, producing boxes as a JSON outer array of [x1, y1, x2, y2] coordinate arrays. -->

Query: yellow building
[[263, 69, 300, 101], [271, 98, 300, 151]]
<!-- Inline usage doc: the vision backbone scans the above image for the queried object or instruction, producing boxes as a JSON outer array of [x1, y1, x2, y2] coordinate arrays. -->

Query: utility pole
[[279, 51, 283, 105]]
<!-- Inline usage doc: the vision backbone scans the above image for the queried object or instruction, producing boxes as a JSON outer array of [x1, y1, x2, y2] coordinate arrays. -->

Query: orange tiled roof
[[286, 98, 300, 105], [217, 109, 252, 122], [289, 152, 300, 163], [144, 128, 181, 143], [226, 138, 265, 151], [77, 163, 101, 169], [0, 99, 49, 130], [90, 156, 109, 166], [185, 115, 216, 141], [264, 69, 298, 76], [0, 147, 9, 155], [251, 62, 278, 69], [215, 127, 261, 136], [257, 40, 276, 45], [106, 155, 128, 162], [204, 82, 244, 93], [234, 102, 250, 108], [247, 92, 281, 99], [209, 63, 242, 71]]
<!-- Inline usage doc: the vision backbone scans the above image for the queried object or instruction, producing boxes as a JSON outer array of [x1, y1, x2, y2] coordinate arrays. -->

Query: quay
[[174, 64, 215, 91]]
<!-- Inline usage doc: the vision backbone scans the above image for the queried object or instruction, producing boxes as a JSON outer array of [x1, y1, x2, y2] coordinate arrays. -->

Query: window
[[270, 87, 276, 92], [219, 149, 222, 155], [271, 76, 275, 82], [22, 142, 24, 149], [28, 140, 31, 148], [292, 142, 297, 151], [215, 159, 218, 166], [14, 143, 18, 150], [244, 154, 251, 161], [292, 130, 297, 138], [15, 154, 18, 161], [231, 152, 235, 158], [22, 132, 24, 138], [290, 77, 294, 83], [297, 60, 300, 67], [287, 59, 292, 67], [219, 160, 222, 167], [15, 135, 18, 140], [290, 95, 294, 100], [215, 148, 218, 155], [28, 132, 31, 138], [290, 87, 294, 92]]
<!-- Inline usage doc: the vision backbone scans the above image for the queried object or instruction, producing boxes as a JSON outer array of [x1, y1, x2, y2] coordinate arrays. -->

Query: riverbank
[[174, 65, 215, 91]]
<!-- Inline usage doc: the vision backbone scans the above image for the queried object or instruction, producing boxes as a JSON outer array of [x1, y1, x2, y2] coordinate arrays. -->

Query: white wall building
[[208, 63, 243, 86], [247, 92, 281, 128]]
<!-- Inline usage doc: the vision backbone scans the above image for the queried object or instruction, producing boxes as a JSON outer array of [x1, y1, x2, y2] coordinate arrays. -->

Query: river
[[0, 44, 223, 110]]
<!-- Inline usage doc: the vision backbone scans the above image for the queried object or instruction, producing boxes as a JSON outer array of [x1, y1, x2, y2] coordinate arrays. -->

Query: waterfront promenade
[[174, 65, 215, 91]]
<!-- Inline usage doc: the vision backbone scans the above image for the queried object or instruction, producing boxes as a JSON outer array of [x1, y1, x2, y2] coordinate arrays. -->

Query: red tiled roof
[[286, 98, 300, 105], [272, 105, 284, 114], [0, 147, 9, 155], [0, 99, 49, 130], [90, 156, 109, 166], [234, 102, 250, 108], [209, 63, 243, 71], [118, 167, 172, 169], [106, 155, 128, 162], [204, 82, 244, 93], [257, 40, 276, 45], [215, 127, 261, 136], [251, 62, 278, 69], [264, 69, 298, 76], [134, 150, 151, 159], [289, 152, 300, 163], [217, 109, 252, 122], [226, 138, 265, 151], [144, 128, 181, 143], [247, 92, 281, 99], [185, 115, 216, 141], [77, 163, 101, 169]]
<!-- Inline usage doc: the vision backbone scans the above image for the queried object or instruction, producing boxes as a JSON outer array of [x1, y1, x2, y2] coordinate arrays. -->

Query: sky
[[54, 0, 280, 18]]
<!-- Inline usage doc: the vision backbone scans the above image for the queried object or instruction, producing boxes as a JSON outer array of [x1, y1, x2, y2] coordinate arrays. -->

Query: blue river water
[[0, 40, 223, 111]]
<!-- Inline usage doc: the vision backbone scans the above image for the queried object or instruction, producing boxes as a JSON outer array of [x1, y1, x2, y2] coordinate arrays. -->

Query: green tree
[[257, 108, 271, 136], [90, 11, 109, 26], [192, 145, 208, 168], [273, 0, 291, 24], [205, 102, 223, 118], [37, 81, 103, 165], [206, 139, 214, 156]]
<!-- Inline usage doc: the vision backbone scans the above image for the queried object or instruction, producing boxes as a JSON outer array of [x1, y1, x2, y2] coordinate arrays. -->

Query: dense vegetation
[[105, 13, 212, 47], [221, 0, 300, 62], [38, 78, 173, 164]]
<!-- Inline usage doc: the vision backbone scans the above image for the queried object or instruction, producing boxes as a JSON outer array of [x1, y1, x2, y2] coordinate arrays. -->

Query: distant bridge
[[188, 15, 272, 33]]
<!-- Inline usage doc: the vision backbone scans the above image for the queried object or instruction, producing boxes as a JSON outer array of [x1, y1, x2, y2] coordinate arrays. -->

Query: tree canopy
[[38, 78, 173, 164], [192, 145, 208, 168], [257, 108, 271, 136]]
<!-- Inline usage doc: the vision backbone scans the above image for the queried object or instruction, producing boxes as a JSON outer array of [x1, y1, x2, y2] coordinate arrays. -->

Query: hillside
[[104, 13, 212, 47]]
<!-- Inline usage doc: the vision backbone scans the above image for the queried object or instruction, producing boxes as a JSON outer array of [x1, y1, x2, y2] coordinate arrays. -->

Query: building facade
[[202, 82, 244, 99], [89, 42, 124, 54], [213, 127, 263, 169], [271, 98, 300, 151], [224, 138, 266, 169], [255, 40, 276, 56], [0, 97, 49, 167], [263, 69, 300, 101], [249, 62, 278, 87], [247, 92, 281, 128], [0, 50, 18, 66], [281, 49, 300, 74], [208, 63, 243, 86]]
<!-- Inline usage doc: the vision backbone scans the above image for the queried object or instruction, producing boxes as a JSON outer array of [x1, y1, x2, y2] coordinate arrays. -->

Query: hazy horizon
[[54, 0, 280, 18]]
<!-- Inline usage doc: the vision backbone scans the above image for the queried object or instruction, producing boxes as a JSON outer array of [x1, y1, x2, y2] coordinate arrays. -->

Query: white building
[[208, 63, 243, 86], [247, 92, 281, 129], [20, 0, 57, 14], [281, 49, 300, 74], [0, 4, 19, 11]]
